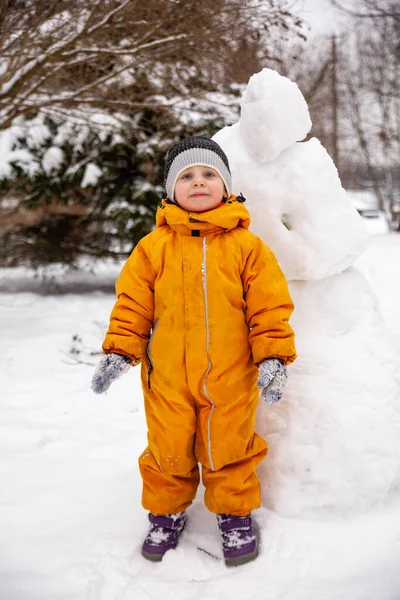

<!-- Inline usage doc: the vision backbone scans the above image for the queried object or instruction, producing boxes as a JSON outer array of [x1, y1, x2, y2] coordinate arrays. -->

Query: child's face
[[174, 165, 228, 212]]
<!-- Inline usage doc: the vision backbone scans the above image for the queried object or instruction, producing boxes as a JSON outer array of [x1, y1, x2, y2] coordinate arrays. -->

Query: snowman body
[[213, 68, 400, 517]]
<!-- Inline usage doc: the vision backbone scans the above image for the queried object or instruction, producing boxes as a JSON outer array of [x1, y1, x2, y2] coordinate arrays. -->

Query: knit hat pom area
[[164, 136, 232, 202]]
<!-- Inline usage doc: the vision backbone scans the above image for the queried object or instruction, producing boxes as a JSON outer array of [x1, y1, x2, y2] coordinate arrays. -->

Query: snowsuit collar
[[155, 194, 251, 237]]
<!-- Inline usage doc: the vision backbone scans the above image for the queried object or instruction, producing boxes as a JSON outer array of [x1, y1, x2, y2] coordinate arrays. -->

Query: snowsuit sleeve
[[242, 236, 296, 366], [102, 241, 155, 362]]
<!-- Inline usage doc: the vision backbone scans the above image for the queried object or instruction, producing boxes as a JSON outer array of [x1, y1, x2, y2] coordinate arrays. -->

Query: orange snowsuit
[[103, 196, 296, 516]]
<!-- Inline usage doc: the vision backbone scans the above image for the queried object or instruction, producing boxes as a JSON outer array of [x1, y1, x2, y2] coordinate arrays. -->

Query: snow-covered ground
[[1, 225, 400, 600]]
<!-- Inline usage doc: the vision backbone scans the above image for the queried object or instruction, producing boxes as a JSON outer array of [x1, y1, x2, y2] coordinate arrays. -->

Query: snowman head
[[213, 69, 369, 281], [240, 68, 312, 163]]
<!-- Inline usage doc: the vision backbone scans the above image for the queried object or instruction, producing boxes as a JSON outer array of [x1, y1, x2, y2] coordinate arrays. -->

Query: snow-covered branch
[[0, 54, 48, 98], [0, 0, 303, 130], [85, 0, 133, 36], [59, 33, 188, 57], [0, 1, 197, 129]]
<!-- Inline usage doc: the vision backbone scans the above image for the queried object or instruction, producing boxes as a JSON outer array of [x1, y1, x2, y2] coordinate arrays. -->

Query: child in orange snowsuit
[[91, 136, 296, 567]]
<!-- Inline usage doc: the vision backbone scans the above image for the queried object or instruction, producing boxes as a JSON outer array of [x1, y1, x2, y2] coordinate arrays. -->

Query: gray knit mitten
[[257, 358, 287, 404], [91, 353, 132, 394]]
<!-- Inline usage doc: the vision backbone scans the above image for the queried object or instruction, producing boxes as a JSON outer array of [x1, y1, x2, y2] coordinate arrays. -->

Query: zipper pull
[[147, 365, 153, 389]]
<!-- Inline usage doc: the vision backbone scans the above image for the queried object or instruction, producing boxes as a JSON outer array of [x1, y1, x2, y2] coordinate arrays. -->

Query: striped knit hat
[[164, 136, 232, 201]]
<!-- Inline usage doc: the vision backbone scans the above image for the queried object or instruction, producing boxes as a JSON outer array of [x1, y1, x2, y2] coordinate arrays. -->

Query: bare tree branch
[[330, 0, 400, 20]]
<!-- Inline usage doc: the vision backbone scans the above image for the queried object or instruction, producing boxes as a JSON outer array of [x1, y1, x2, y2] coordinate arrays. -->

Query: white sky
[[293, 0, 353, 36]]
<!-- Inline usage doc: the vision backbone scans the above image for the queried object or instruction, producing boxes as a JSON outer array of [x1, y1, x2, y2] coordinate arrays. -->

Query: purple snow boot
[[141, 512, 186, 562], [217, 513, 259, 567]]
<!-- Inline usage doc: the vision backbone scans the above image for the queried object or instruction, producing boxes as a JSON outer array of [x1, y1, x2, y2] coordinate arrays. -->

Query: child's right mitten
[[91, 353, 132, 394]]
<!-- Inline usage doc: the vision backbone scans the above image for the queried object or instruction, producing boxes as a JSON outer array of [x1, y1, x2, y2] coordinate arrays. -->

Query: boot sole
[[141, 549, 164, 562], [225, 547, 259, 567]]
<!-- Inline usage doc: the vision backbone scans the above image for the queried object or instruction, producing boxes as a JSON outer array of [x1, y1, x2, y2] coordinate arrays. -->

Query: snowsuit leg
[[193, 377, 268, 516], [138, 365, 200, 515]]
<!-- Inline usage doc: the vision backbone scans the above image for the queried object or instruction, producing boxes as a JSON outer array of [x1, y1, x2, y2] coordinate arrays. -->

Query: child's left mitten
[[257, 358, 288, 404], [91, 353, 132, 394]]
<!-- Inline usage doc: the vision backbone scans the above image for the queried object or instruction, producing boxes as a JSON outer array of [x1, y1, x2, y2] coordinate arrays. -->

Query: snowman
[[213, 69, 400, 518]]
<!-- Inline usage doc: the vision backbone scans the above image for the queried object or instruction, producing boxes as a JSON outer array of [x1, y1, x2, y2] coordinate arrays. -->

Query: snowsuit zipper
[[202, 236, 215, 472], [147, 320, 159, 389]]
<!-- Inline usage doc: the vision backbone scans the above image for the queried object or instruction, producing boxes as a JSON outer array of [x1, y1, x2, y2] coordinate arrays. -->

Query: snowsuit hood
[[155, 195, 251, 236]]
